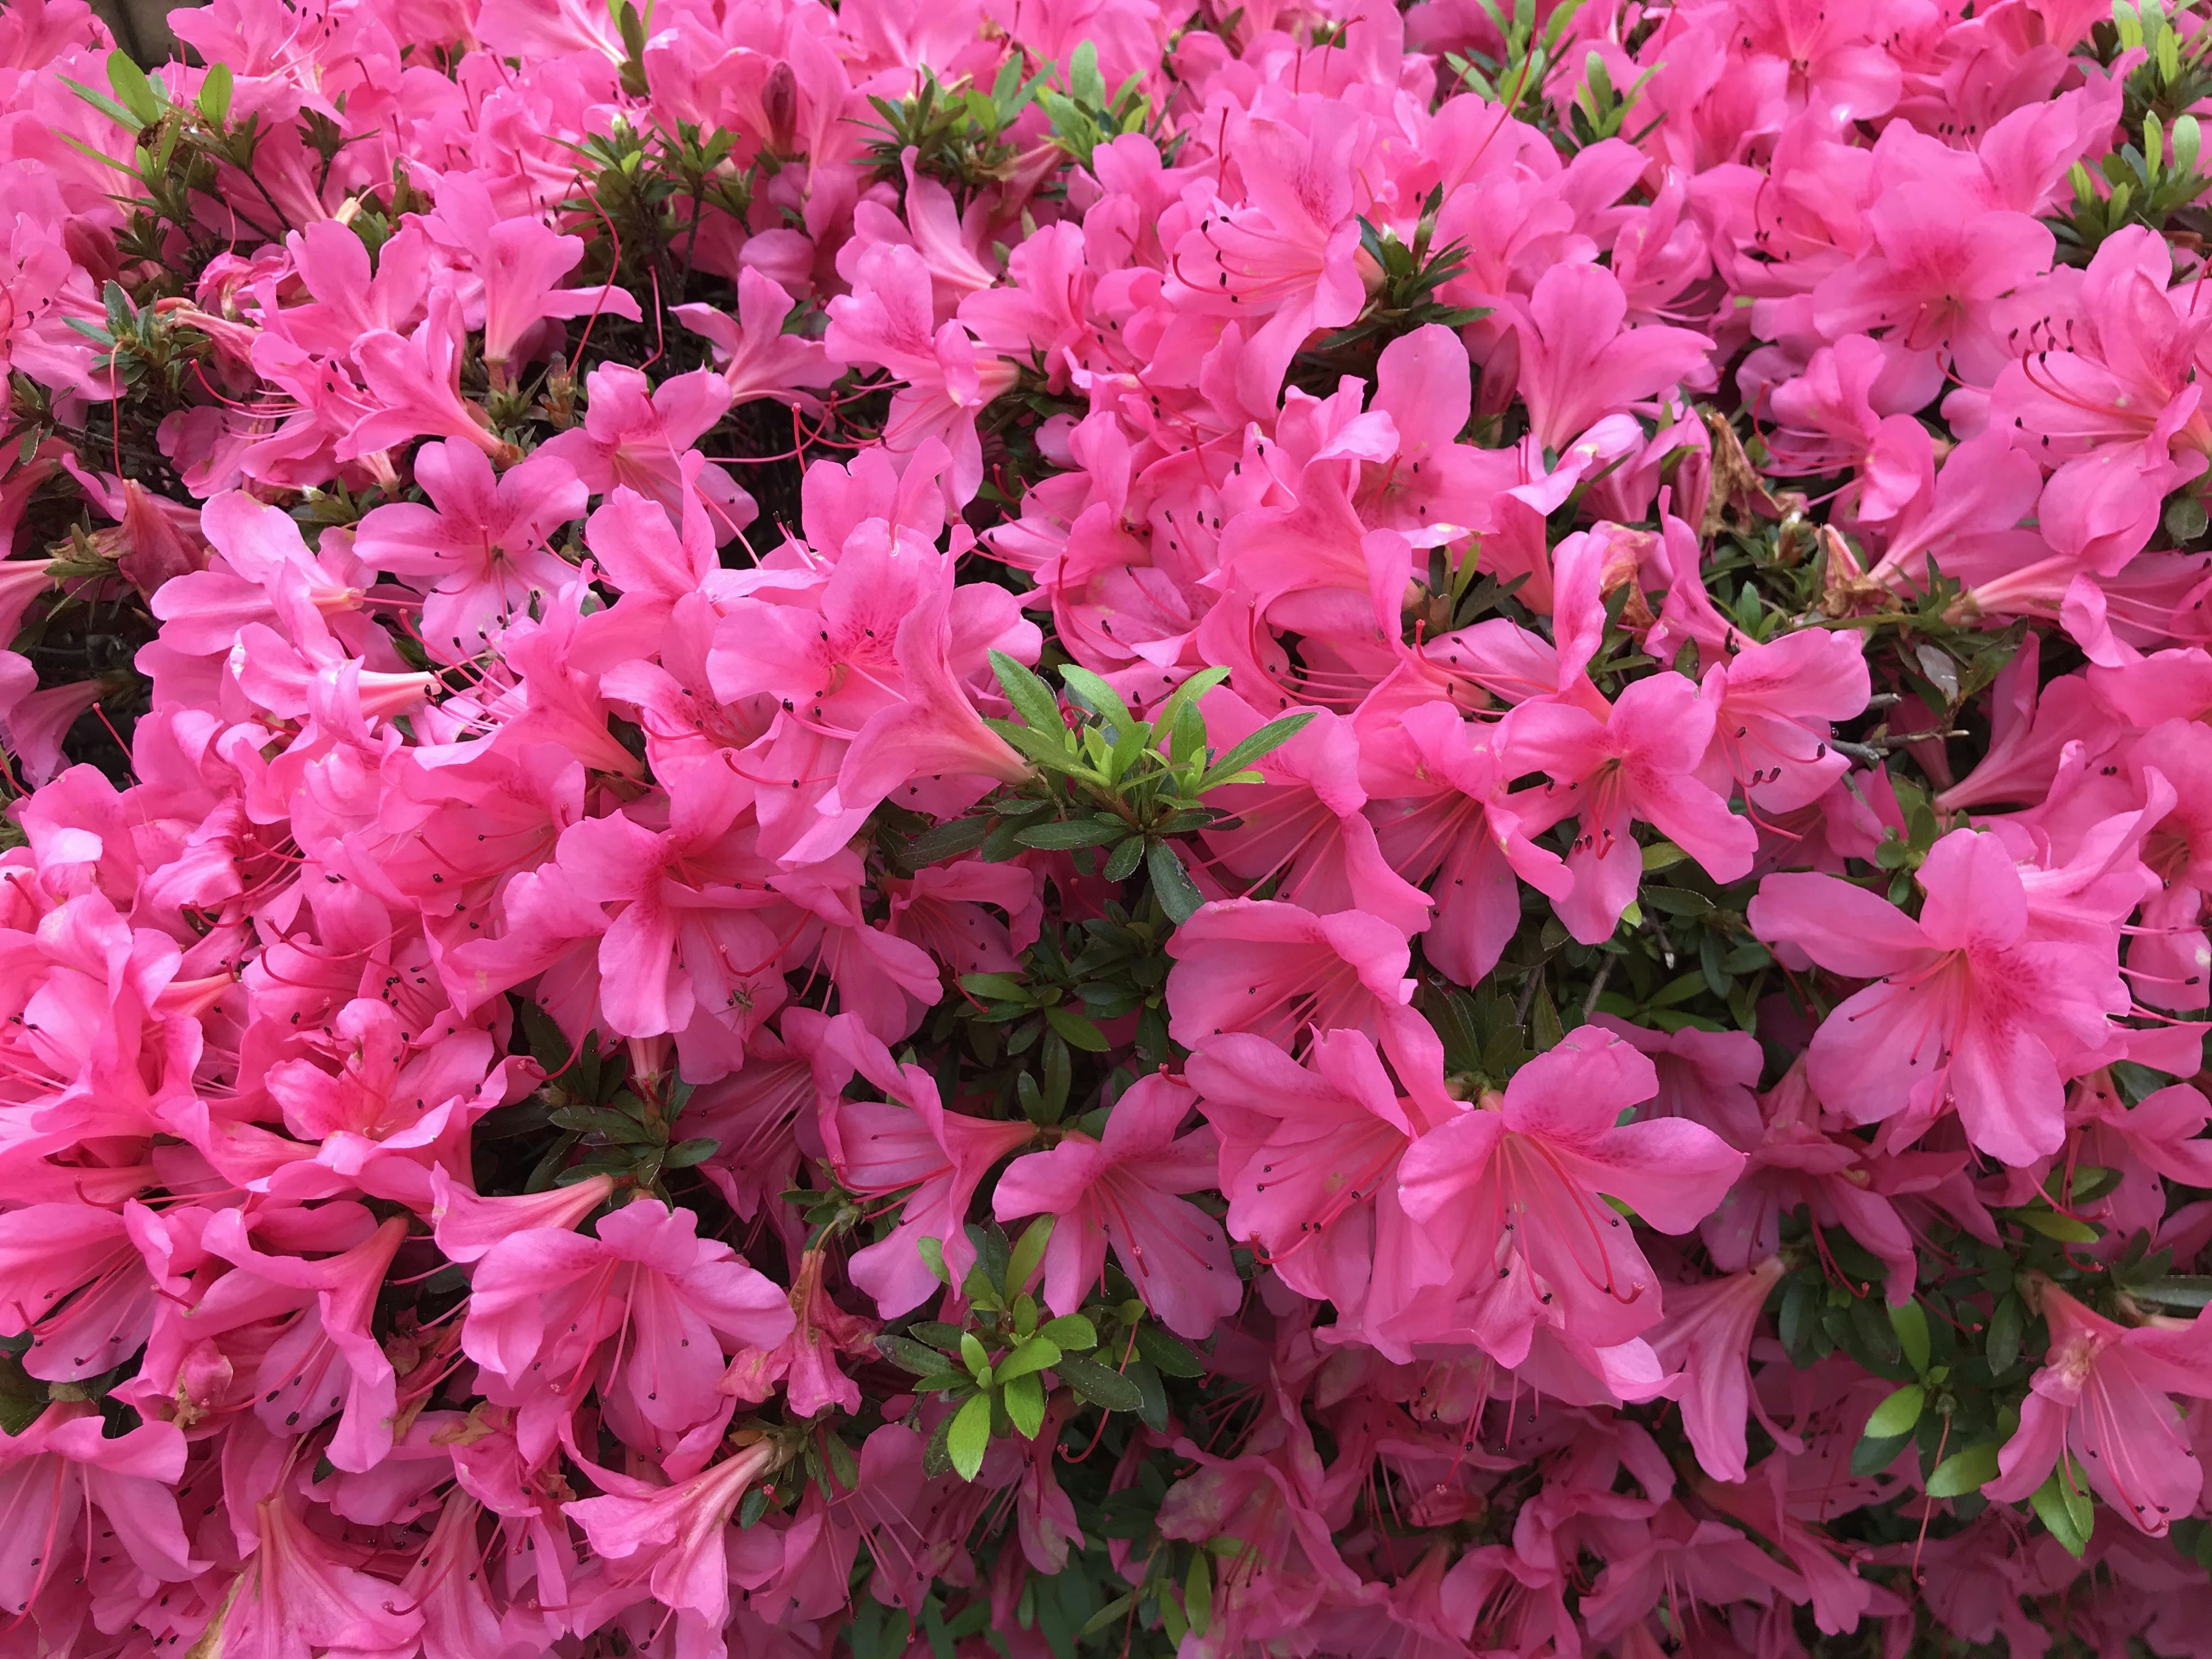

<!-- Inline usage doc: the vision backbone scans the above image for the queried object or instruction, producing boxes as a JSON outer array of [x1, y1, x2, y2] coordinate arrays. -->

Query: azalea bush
[[7, 0, 2212, 1652]]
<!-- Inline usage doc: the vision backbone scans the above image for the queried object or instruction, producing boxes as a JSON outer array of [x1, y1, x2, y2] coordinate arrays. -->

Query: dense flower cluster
[[5, 0, 2212, 1652]]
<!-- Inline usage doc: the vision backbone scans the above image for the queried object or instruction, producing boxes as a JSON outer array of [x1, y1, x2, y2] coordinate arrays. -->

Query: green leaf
[[903, 815, 993, 868], [2031, 1462, 2094, 1557], [995, 1335, 1062, 1385], [947, 1392, 993, 1480], [1003, 1370, 1047, 1438], [1053, 1352, 1143, 1412], [1009, 1215, 1055, 1293], [1926, 1443, 2002, 1499], [986, 716, 1077, 770], [1980, 1292, 2021, 1377], [1184, 1550, 1213, 1637], [1200, 712, 1317, 790], [1015, 817, 1126, 850], [918, 1236, 952, 1285], [1639, 840, 1689, 872], [988, 649, 1064, 737], [1134, 1324, 1206, 1378], [1043, 1005, 1110, 1052], [1101, 835, 1147, 882], [2013, 1207, 2100, 1243], [1151, 666, 1229, 752], [662, 1137, 718, 1169], [1059, 664, 1136, 734], [1865, 1383, 1925, 1440], [1069, 38, 1107, 105], [1850, 1430, 1912, 1478], [959, 972, 1032, 1004], [2134, 1275, 2212, 1309], [1080, 1596, 1135, 1639], [58, 74, 141, 130], [876, 1335, 949, 1376], [106, 51, 162, 126], [1639, 886, 1713, 916], [1040, 1315, 1098, 1351], [198, 62, 233, 126], [1147, 839, 1206, 924], [960, 1332, 991, 1378], [1889, 1300, 1931, 1375]]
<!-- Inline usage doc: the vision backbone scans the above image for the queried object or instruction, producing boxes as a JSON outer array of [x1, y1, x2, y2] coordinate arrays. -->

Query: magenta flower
[[1164, 897, 1418, 1054], [354, 440, 585, 659], [0, 1406, 201, 1617], [1984, 1279, 2212, 1535], [992, 1072, 1238, 1339], [1380, 1027, 1745, 1366], [815, 1016, 1036, 1316], [1502, 672, 1756, 943], [1748, 827, 2132, 1163], [462, 1197, 793, 1463]]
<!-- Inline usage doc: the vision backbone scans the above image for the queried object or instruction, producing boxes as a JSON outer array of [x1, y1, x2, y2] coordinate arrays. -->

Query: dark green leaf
[[1054, 1352, 1143, 1412], [947, 1392, 993, 1480], [1016, 817, 1127, 850], [1986, 1292, 2024, 1374], [1147, 840, 1206, 923], [1134, 1324, 1206, 1378], [877, 1335, 949, 1376], [1200, 711, 1316, 789], [662, 1137, 718, 1168], [903, 815, 993, 867], [1101, 834, 1147, 882], [1042, 1005, 1110, 1052], [1850, 1430, 1911, 1478]]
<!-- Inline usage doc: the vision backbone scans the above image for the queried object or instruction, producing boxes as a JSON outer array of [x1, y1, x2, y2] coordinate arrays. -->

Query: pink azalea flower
[[1647, 1256, 1788, 1483], [1372, 698, 1573, 984], [462, 1197, 793, 1463], [1502, 672, 1757, 944], [1164, 897, 1419, 1055], [814, 1016, 1036, 1316], [1184, 1023, 1461, 1315], [200, 1487, 424, 1659], [563, 1435, 784, 1628], [1194, 687, 1433, 938], [992, 1071, 1239, 1338], [354, 441, 585, 659], [0, 1406, 202, 1616], [195, 1209, 411, 1472], [1379, 1027, 1745, 1366], [1984, 1278, 2212, 1535], [1509, 263, 1714, 450], [719, 1245, 877, 1417], [533, 364, 753, 538], [1747, 827, 2132, 1164], [672, 268, 838, 408], [1698, 628, 1871, 813]]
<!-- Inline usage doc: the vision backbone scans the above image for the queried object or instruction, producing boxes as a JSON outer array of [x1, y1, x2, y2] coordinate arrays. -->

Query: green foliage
[[915, 656, 1311, 926], [1443, 0, 1590, 130], [1287, 188, 1490, 392], [881, 1218, 1209, 1483], [864, 60, 1050, 198], [1037, 43, 1176, 172], [2051, 108, 2211, 262]]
